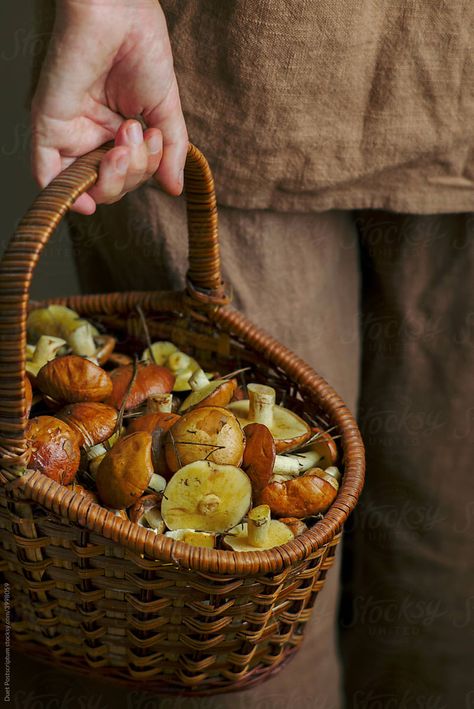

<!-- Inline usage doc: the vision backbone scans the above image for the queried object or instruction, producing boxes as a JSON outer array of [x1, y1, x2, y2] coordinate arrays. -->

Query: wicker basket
[[0, 144, 365, 695]]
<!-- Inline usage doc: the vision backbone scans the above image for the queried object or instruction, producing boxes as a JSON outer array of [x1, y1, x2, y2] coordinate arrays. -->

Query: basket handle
[[0, 142, 224, 473]]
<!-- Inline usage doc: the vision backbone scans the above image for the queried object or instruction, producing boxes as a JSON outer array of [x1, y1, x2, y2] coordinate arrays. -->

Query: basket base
[[12, 638, 299, 698]]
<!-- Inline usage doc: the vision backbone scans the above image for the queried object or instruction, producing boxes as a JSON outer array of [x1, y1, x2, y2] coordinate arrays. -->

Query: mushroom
[[306, 426, 338, 469], [107, 351, 133, 368], [279, 517, 308, 536], [228, 383, 311, 453], [56, 402, 118, 447], [179, 369, 237, 413], [165, 406, 245, 473], [128, 493, 165, 532], [94, 335, 116, 366], [165, 530, 216, 548], [127, 411, 180, 436], [161, 460, 252, 533], [26, 415, 81, 485], [146, 392, 173, 413], [105, 362, 175, 410], [258, 467, 340, 518], [26, 335, 67, 379], [36, 355, 113, 404], [95, 431, 166, 508], [242, 422, 329, 491], [27, 305, 105, 359], [142, 340, 178, 365], [223, 505, 294, 551]]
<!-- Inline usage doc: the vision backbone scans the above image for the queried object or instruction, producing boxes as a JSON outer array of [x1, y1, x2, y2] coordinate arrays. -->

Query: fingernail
[[127, 122, 143, 145], [116, 154, 129, 175], [146, 134, 161, 155]]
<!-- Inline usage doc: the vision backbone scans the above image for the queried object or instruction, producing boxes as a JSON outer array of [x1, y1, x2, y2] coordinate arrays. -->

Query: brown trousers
[[15, 188, 473, 708]]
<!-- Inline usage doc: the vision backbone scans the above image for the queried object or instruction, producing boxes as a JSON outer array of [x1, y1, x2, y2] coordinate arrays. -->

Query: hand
[[31, 0, 188, 214]]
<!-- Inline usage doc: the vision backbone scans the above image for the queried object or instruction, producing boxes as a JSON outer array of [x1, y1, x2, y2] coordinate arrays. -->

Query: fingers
[[144, 78, 188, 196], [83, 119, 162, 211]]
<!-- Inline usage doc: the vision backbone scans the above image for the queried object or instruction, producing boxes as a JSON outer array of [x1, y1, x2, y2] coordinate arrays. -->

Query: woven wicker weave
[[0, 144, 365, 695]]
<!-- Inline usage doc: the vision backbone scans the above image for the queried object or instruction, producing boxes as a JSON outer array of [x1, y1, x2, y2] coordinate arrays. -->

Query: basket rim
[[3, 291, 365, 577]]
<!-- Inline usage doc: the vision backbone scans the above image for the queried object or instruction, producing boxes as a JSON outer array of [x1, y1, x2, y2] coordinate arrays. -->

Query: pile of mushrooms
[[23, 308, 343, 551]]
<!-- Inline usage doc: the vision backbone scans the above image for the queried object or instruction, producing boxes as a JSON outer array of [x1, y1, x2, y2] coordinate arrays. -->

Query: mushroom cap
[[308, 427, 338, 468], [242, 423, 276, 493], [258, 468, 338, 518], [36, 355, 113, 404], [26, 415, 81, 485], [279, 517, 309, 537], [56, 402, 118, 447], [165, 406, 245, 472], [165, 529, 216, 548], [95, 431, 154, 509], [223, 520, 294, 552], [128, 493, 162, 524], [161, 460, 252, 533], [105, 362, 175, 410], [142, 340, 178, 365], [95, 335, 116, 366], [228, 399, 311, 453], [27, 305, 89, 342], [179, 378, 237, 413], [127, 411, 180, 436]]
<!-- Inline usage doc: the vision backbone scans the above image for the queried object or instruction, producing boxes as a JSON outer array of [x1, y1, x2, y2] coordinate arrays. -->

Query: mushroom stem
[[143, 508, 165, 533], [197, 493, 221, 515], [248, 384, 275, 428], [325, 466, 341, 483], [32, 335, 66, 367], [189, 368, 209, 391], [147, 473, 167, 495], [248, 504, 271, 547], [147, 393, 173, 413], [273, 449, 322, 475]]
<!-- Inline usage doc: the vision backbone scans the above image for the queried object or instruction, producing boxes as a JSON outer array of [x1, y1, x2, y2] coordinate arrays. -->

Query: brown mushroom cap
[[258, 467, 339, 518], [279, 517, 309, 536], [242, 423, 276, 493], [95, 335, 116, 366], [26, 415, 81, 485], [179, 378, 237, 413], [128, 493, 163, 526], [127, 411, 180, 436], [165, 406, 245, 473], [161, 460, 252, 533], [228, 384, 311, 453], [36, 355, 113, 404], [56, 402, 118, 447], [105, 362, 175, 410], [95, 431, 154, 509], [308, 427, 338, 468]]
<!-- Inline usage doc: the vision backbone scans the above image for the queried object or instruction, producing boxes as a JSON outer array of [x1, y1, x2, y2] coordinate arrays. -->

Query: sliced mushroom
[[161, 460, 252, 533], [165, 530, 216, 548], [223, 505, 294, 551], [56, 402, 118, 447], [258, 467, 339, 518], [26, 415, 81, 485], [165, 406, 245, 473], [95, 431, 165, 509], [179, 368, 237, 413], [36, 355, 113, 404], [106, 362, 175, 410], [228, 383, 311, 453]]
